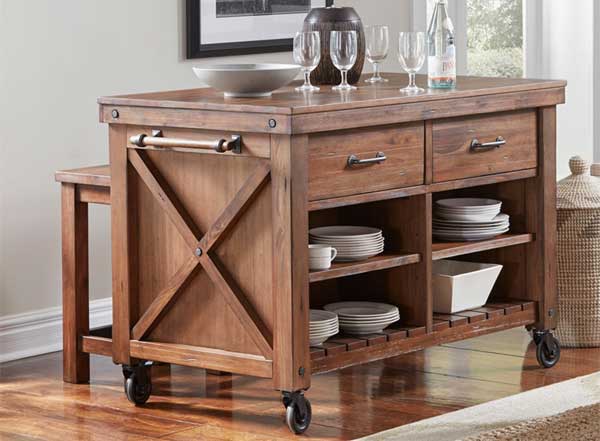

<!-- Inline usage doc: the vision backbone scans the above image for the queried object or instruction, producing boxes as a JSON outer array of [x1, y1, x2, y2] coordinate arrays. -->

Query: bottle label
[[429, 46, 456, 81]]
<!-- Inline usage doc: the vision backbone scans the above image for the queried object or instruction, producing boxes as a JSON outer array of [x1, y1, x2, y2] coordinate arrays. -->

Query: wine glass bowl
[[365, 25, 389, 83], [330, 30, 358, 91], [293, 31, 321, 92], [398, 31, 426, 93]]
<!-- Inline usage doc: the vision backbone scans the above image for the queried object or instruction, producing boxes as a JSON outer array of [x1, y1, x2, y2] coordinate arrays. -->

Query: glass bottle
[[427, 0, 457, 89]]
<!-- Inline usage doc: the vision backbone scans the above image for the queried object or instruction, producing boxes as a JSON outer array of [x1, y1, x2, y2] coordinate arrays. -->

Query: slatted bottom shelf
[[311, 299, 536, 374]]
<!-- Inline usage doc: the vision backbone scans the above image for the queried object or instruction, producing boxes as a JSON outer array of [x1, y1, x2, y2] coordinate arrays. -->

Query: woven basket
[[556, 157, 600, 347]]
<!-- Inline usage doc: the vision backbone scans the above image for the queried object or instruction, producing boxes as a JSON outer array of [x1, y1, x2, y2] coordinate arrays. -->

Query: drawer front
[[308, 123, 424, 201], [432, 110, 537, 183]]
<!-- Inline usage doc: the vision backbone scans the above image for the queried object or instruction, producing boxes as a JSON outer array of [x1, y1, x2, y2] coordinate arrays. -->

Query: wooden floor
[[2, 328, 600, 440]]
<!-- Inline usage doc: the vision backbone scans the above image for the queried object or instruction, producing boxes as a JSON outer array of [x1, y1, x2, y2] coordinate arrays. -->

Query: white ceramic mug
[[309, 244, 337, 270]]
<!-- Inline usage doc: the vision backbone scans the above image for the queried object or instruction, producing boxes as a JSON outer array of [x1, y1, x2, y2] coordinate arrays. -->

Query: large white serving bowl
[[192, 64, 301, 98]]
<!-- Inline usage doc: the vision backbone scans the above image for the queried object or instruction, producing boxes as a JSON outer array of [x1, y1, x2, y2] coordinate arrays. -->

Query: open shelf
[[309, 252, 421, 283], [432, 233, 534, 260], [311, 299, 536, 374]]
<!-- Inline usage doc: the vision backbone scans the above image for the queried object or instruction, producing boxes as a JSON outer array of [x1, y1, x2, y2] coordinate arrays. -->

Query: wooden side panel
[[272, 134, 311, 392], [526, 106, 558, 329], [432, 110, 537, 182], [308, 123, 424, 200], [132, 150, 274, 357]]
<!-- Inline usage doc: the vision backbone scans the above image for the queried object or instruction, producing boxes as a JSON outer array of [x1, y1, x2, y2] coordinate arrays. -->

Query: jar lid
[[557, 156, 600, 209]]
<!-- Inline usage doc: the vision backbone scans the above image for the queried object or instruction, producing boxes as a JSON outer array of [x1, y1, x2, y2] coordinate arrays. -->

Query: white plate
[[435, 212, 501, 222], [310, 323, 339, 331], [309, 226, 383, 239], [433, 225, 509, 233], [315, 240, 384, 248], [324, 302, 399, 317], [433, 213, 509, 224], [336, 247, 385, 254], [310, 310, 338, 322], [310, 238, 384, 246], [336, 251, 384, 259], [434, 229, 509, 241], [338, 312, 399, 321], [339, 324, 397, 335], [193, 63, 301, 97], [335, 254, 382, 262], [436, 198, 502, 209]]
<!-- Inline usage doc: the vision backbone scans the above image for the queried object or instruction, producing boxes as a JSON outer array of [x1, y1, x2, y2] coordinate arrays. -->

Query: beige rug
[[356, 372, 600, 441], [462, 402, 600, 440]]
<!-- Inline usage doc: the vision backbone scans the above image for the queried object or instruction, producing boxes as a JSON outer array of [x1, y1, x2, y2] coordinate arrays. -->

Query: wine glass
[[330, 30, 358, 91], [365, 25, 389, 83], [293, 31, 321, 92], [398, 32, 426, 93]]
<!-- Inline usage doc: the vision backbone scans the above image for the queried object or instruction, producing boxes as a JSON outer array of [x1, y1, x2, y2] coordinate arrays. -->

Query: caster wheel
[[123, 365, 152, 405], [536, 333, 561, 369], [283, 392, 312, 434]]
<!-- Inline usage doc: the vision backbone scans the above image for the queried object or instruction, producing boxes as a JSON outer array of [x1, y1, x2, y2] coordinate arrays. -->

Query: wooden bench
[[55, 165, 110, 383]]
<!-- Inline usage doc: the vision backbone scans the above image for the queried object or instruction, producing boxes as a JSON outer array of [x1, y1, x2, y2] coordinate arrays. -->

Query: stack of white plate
[[310, 310, 339, 346], [433, 198, 509, 241], [323, 302, 400, 335], [309, 226, 384, 262]]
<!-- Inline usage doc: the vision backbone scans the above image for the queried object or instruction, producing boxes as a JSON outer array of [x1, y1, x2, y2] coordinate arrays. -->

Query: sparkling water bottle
[[427, 0, 456, 88]]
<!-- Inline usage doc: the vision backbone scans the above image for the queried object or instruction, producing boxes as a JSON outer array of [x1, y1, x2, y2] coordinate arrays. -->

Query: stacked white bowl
[[309, 226, 384, 262], [323, 302, 400, 335], [433, 198, 509, 241], [309, 310, 339, 346]]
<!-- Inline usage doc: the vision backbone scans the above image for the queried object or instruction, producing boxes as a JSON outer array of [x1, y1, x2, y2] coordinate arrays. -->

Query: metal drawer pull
[[130, 130, 242, 154], [470, 136, 506, 152], [347, 152, 387, 167]]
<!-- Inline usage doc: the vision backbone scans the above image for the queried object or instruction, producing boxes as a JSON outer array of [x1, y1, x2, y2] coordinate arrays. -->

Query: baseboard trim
[[0, 298, 112, 363]]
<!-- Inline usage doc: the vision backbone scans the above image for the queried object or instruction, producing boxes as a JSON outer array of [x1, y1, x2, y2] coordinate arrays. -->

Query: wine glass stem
[[341, 70, 349, 86], [373, 62, 380, 79], [409, 72, 416, 88], [304, 70, 311, 87]]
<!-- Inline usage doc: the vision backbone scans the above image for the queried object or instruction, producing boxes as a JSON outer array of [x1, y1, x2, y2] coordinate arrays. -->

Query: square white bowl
[[432, 260, 503, 314]]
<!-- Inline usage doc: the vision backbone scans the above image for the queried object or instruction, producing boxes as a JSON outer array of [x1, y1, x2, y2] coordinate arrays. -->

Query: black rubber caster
[[282, 391, 312, 435], [534, 331, 561, 369], [122, 363, 152, 405]]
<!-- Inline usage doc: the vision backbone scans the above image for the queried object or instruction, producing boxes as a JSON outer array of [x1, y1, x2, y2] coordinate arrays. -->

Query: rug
[[356, 372, 600, 441], [461, 402, 600, 440]]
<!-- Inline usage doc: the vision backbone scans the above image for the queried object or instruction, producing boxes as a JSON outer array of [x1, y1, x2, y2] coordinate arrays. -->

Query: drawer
[[432, 110, 537, 183], [308, 123, 425, 200]]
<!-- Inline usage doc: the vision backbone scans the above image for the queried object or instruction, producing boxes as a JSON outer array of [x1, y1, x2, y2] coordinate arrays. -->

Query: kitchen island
[[83, 73, 565, 434]]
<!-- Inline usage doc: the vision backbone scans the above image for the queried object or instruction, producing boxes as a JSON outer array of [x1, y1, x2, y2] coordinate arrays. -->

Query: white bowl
[[433, 260, 503, 314], [192, 64, 301, 98]]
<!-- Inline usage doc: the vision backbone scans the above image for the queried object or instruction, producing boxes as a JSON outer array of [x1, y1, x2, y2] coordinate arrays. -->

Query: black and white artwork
[[186, 0, 333, 58], [217, 0, 311, 17]]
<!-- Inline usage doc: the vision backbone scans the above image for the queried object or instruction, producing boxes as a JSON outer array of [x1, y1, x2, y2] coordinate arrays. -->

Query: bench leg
[[62, 183, 90, 383]]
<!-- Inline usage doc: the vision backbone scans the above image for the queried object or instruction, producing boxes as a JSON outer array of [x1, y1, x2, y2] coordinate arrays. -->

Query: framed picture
[[186, 0, 334, 58]]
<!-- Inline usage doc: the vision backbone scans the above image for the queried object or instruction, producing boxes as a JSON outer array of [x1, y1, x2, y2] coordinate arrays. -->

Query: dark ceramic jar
[[302, 7, 365, 85]]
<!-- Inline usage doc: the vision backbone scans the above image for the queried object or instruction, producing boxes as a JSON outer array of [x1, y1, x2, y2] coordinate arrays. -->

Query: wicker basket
[[556, 157, 600, 347]]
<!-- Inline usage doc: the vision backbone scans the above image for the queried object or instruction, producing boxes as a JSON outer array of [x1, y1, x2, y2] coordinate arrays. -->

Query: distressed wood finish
[[272, 134, 311, 392], [432, 110, 538, 182], [308, 123, 424, 200], [61, 183, 90, 383], [79, 74, 565, 431]]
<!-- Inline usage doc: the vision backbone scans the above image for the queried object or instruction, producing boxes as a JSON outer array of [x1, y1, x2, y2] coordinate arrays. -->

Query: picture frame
[[186, 0, 334, 59]]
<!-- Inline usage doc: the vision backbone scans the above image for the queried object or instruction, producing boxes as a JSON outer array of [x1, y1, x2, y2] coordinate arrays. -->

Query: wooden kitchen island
[[87, 74, 564, 434]]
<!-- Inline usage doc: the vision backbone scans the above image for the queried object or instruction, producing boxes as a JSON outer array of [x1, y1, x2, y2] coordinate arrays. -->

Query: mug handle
[[330, 247, 338, 262]]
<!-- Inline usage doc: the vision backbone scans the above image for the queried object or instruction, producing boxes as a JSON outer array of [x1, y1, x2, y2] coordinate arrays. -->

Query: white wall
[[0, 0, 409, 318], [539, 0, 594, 178]]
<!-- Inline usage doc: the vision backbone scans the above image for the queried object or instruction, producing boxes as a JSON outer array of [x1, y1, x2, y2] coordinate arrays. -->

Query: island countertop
[[98, 73, 566, 134]]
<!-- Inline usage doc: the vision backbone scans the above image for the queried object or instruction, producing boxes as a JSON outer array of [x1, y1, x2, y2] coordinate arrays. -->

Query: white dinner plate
[[309, 226, 383, 239], [324, 302, 399, 317], [310, 310, 338, 322], [436, 198, 502, 209]]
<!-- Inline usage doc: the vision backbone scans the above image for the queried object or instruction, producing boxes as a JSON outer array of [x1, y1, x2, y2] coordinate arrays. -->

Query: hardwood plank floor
[[1, 328, 600, 440]]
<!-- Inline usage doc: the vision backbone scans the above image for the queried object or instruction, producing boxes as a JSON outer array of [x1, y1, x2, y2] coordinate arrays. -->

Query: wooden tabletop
[[98, 73, 566, 116]]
